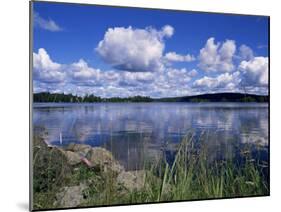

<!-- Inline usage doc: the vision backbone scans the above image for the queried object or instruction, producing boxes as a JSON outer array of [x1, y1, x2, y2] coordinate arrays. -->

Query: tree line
[[33, 92, 269, 103], [33, 92, 153, 103]]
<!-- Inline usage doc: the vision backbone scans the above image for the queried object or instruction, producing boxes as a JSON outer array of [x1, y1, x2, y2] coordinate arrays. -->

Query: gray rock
[[87, 147, 124, 173], [88, 147, 113, 165], [66, 144, 124, 173], [117, 170, 146, 191], [66, 143, 92, 156], [59, 150, 81, 166], [54, 183, 87, 208]]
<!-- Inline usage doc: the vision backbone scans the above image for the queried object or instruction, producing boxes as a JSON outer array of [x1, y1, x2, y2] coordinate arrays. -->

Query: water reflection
[[33, 103, 268, 170]]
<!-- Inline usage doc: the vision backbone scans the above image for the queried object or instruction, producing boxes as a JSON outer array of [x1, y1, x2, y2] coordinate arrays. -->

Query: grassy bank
[[32, 133, 269, 210]]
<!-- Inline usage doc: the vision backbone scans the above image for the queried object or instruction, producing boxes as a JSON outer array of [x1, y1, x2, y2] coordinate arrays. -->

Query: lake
[[33, 102, 269, 170]]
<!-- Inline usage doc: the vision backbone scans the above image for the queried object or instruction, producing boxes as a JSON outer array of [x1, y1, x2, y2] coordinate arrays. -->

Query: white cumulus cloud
[[239, 44, 254, 61], [164, 52, 195, 62], [96, 25, 174, 72], [193, 72, 241, 91], [33, 48, 65, 83], [160, 25, 174, 38], [70, 59, 101, 81], [33, 49, 199, 97], [198, 37, 236, 72], [33, 43, 268, 97], [239, 57, 268, 87], [187, 69, 198, 77]]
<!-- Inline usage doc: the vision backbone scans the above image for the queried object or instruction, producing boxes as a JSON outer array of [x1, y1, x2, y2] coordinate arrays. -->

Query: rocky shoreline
[[32, 132, 269, 210], [32, 136, 149, 209]]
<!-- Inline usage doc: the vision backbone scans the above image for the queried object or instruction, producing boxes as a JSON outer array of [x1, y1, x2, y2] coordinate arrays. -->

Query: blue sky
[[33, 1, 269, 97]]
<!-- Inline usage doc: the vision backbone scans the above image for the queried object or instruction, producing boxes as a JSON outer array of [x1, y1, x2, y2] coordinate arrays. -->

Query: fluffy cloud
[[160, 25, 174, 38], [239, 44, 254, 61], [33, 48, 199, 97], [70, 59, 101, 81], [166, 68, 192, 84], [33, 48, 65, 83], [193, 72, 241, 91], [96, 25, 174, 72], [34, 33, 268, 97], [119, 72, 155, 87], [34, 12, 62, 32], [164, 52, 195, 62], [198, 37, 236, 72], [187, 69, 198, 77], [239, 57, 268, 87]]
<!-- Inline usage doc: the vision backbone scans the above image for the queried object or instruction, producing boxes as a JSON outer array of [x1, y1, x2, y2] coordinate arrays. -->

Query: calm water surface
[[33, 102, 269, 170]]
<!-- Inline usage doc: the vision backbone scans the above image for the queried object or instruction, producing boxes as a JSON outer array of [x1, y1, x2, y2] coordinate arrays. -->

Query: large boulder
[[66, 144, 124, 173], [88, 147, 124, 173], [117, 170, 146, 191], [66, 143, 92, 156], [88, 147, 113, 167], [59, 150, 82, 166], [54, 183, 87, 208]]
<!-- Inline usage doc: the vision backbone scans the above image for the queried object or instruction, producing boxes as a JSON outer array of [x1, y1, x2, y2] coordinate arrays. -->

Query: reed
[[128, 132, 269, 203]]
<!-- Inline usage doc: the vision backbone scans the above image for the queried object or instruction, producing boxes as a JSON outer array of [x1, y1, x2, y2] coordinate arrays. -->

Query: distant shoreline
[[33, 92, 269, 103]]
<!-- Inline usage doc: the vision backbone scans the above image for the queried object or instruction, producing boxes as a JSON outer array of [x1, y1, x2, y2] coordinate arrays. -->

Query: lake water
[[33, 102, 269, 170]]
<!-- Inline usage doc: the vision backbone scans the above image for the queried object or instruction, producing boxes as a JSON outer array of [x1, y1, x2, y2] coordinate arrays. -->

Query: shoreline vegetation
[[32, 132, 269, 210], [33, 92, 269, 103]]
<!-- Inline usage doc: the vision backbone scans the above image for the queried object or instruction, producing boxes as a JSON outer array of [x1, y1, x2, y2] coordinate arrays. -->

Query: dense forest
[[33, 92, 153, 103], [33, 92, 269, 103]]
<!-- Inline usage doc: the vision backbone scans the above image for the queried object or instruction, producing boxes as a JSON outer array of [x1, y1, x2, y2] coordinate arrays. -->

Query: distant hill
[[33, 92, 268, 103], [157, 93, 269, 103]]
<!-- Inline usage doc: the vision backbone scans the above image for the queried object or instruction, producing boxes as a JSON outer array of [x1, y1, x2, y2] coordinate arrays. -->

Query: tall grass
[[126, 132, 269, 203]]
